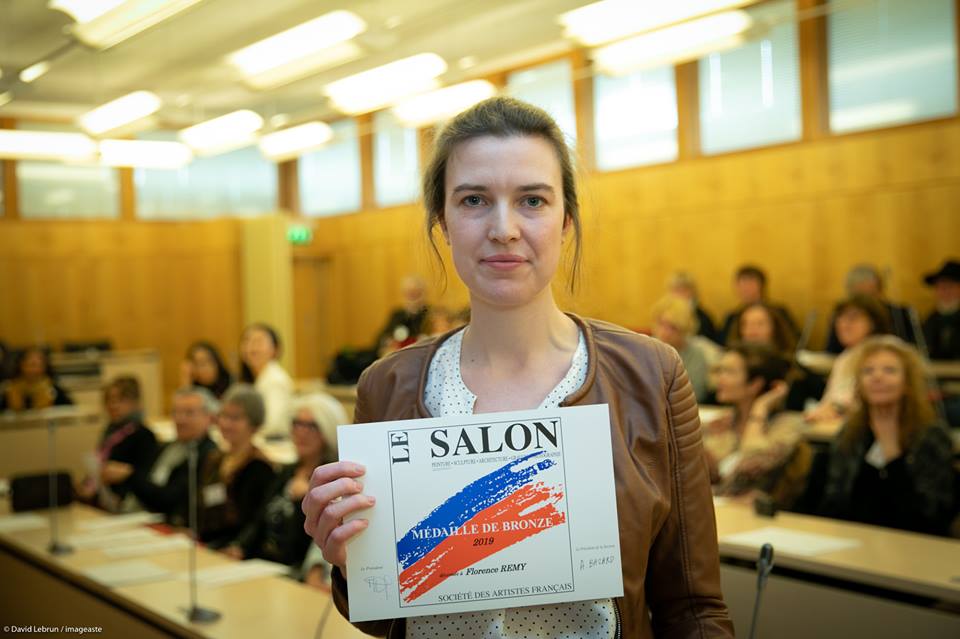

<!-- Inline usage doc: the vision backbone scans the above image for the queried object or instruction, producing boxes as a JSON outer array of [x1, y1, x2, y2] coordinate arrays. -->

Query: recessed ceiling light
[[324, 53, 447, 115], [78, 90, 162, 135]]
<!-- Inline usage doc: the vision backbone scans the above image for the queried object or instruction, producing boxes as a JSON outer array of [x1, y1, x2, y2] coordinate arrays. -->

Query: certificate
[[338, 404, 623, 622]]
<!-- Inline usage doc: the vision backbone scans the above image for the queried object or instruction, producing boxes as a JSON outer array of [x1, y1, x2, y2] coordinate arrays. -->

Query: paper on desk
[[102, 535, 192, 558], [0, 513, 48, 533], [180, 559, 290, 588], [76, 511, 163, 532], [83, 560, 174, 587], [721, 526, 861, 557], [69, 527, 158, 549]]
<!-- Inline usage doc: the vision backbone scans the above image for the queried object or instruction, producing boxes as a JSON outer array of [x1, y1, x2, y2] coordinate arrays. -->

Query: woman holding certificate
[[303, 97, 733, 638]]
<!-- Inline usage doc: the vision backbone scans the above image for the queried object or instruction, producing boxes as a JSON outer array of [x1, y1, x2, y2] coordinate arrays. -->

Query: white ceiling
[[0, 0, 590, 130]]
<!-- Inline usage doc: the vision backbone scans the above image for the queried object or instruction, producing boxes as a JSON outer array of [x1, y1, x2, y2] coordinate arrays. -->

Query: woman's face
[[740, 306, 774, 345], [653, 317, 685, 350], [836, 307, 874, 349], [104, 387, 138, 422], [20, 350, 46, 381], [190, 347, 218, 385], [715, 352, 758, 405], [291, 407, 326, 462], [441, 135, 568, 310], [218, 401, 254, 449], [859, 349, 906, 408], [240, 328, 276, 373]]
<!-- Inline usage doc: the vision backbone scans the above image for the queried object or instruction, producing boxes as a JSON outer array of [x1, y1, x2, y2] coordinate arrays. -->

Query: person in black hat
[[922, 259, 960, 361]]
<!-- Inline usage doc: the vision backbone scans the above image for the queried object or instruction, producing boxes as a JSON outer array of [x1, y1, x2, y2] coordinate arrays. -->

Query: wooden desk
[[53, 349, 164, 419], [0, 504, 366, 638], [714, 500, 960, 638], [0, 407, 102, 480]]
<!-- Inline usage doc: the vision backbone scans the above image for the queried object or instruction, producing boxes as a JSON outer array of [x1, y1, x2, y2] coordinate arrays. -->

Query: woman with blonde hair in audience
[[806, 295, 889, 423], [703, 343, 811, 509], [202, 384, 276, 554], [818, 336, 954, 535], [239, 323, 293, 440], [667, 271, 720, 344], [651, 294, 711, 402]]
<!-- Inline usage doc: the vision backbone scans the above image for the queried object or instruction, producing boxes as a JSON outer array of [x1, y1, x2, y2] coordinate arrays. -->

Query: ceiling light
[[178, 109, 263, 155], [392, 80, 497, 128], [78, 90, 162, 135], [20, 61, 51, 83], [0, 129, 97, 161], [0, 92, 12, 109], [560, 0, 756, 46], [53, 0, 207, 50], [228, 11, 366, 83], [325, 53, 447, 115], [258, 122, 334, 161], [593, 11, 753, 76], [99, 138, 192, 168]]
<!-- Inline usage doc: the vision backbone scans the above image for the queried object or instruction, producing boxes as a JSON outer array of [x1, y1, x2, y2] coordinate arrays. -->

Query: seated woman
[[806, 295, 889, 423], [703, 343, 811, 509], [181, 341, 233, 399], [201, 384, 276, 551], [79, 376, 159, 512], [239, 324, 293, 440], [0, 346, 72, 411], [233, 394, 344, 573], [726, 302, 797, 354], [650, 294, 711, 402], [818, 336, 954, 535]]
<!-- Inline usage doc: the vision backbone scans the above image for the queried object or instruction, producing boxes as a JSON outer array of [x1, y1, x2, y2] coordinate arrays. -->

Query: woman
[[181, 341, 233, 399], [703, 344, 811, 509], [201, 384, 275, 552], [302, 98, 732, 638], [667, 271, 720, 344], [239, 323, 292, 440], [806, 295, 889, 423], [727, 302, 797, 354], [0, 347, 72, 411], [818, 336, 954, 535], [82, 376, 159, 511], [237, 394, 343, 571], [650, 294, 711, 402]]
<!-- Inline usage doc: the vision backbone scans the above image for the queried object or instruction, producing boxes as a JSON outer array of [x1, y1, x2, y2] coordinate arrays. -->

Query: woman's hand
[[223, 545, 245, 560], [752, 381, 789, 418], [101, 461, 133, 485], [302, 461, 374, 573]]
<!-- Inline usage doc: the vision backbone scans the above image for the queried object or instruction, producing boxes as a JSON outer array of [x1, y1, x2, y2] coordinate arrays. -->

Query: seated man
[[101, 386, 219, 527], [922, 259, 959, 360]]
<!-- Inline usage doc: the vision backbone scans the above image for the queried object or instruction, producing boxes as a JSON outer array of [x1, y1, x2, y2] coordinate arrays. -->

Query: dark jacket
[[97, 414, 159, 502], [825, 301, 917, 353], [127, 435, 219, 528], [331, 315, 733, 639], [246, 464, 312, 566], [923, 309, 959, 360], [199, 448, 275, 550], [818, 422, 955, 536], [695, 305, 721, 344]]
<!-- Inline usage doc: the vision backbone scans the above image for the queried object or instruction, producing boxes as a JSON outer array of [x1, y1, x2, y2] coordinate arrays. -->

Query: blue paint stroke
[[397, 451, 554, 569]]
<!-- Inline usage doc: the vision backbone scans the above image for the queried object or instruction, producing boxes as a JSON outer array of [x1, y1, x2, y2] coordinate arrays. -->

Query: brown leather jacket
[[330, 315, 734, 638]]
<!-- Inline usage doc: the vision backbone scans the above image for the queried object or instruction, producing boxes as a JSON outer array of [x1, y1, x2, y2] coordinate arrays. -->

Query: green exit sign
[[287, 225, 313, 245]]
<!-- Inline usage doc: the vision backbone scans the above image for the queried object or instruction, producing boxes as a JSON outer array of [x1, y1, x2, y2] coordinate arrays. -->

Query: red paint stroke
[[399, 482, 566, 602]]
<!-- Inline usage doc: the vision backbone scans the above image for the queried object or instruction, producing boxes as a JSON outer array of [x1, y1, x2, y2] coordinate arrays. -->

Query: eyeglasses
[[292, 419, 319, 429]]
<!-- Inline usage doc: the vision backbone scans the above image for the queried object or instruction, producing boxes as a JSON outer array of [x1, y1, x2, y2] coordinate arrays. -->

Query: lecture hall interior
[[1, 0, 959, 638]]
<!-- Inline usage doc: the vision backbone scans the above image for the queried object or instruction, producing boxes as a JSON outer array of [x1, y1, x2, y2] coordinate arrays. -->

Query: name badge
[[203, 482, 227, 506]]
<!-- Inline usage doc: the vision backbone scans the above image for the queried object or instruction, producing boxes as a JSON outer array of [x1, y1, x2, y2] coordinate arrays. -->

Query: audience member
[[825, 264, 916, 352], [112, 386, 219, 526], [806, 295, 890, 422], [818, 336, 954, 535], [0, 346, 72, 411], [79, 376, 158, 512], [239, 323, 292, 440], [667, 271, 720, 344], [376, 275, 429, 356], [181, 341, 233, 399], [922, 259, 960, 360], [651, 295, 710, 402], [702, 344, 811, 509], [720, 265, 798, 345], [203, 384, 275, 553], [727, 302, 797, 354]]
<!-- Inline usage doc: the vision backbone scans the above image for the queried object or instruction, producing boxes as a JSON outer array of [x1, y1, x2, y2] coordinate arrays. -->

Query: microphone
[[183, 439, 221, 623], [748, 543, 774, 639]]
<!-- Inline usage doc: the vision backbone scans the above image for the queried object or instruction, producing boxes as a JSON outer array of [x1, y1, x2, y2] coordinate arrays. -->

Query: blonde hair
[[841, 336, 937, 452], [290, 393, 347, 460], [651, 295, 698, 336]]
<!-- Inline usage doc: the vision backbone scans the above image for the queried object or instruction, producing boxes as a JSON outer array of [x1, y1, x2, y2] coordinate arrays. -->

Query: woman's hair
[[833, 294, 890, 335], [16, 346, 52, 378], [186, 340, 233, 397], [239, 323, 281, 383], [222, 384, 266, 430], [727, 343, 790, 395], [730, 302, 797, 353], [422, 96, 583, 292], [291, 393, 346, 464], [840, 336, 937, 453], [104, 375, 141, 402], [651, 294, 698, 336]]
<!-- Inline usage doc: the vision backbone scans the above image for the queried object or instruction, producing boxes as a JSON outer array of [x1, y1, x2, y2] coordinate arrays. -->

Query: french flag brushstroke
[[397, 451, 566, 603]]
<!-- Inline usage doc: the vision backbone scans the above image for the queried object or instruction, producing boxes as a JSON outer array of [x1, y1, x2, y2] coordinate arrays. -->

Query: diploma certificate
[[338, 404, 623, 622]]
